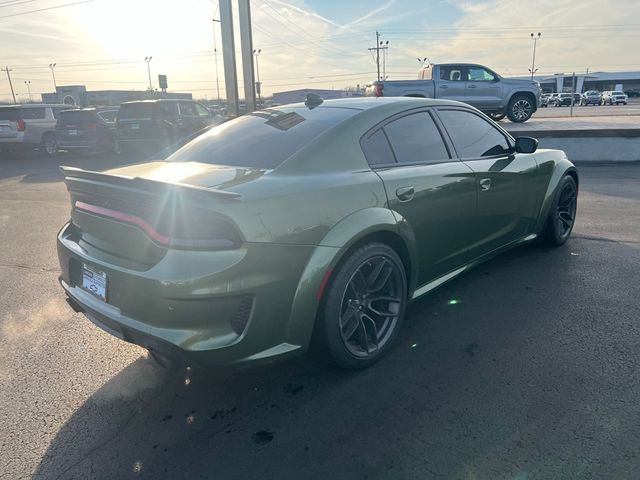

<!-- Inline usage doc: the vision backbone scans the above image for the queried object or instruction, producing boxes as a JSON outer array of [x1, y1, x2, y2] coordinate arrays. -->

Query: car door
[[194, 103, 213, 130], [178, 102, 200, 137], [435, 107, 539, 258], [18, 106, 47, 144], [465, 65, 502, 110], [436, 65, 467, 102], [361, 109, 477, 287]]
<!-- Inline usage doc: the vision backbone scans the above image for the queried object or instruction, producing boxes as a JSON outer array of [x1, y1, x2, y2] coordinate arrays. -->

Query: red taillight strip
[[74, 201, 171, 245]]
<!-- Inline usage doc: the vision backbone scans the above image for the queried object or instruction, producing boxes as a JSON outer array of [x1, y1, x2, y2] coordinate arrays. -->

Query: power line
[[0, 0, 96, 19]]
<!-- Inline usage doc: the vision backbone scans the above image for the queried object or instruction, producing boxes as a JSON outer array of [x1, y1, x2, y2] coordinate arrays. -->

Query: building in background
[[508, 71, 640, 94], [41, 85, 192, 107], [272, 88, 362, 105]]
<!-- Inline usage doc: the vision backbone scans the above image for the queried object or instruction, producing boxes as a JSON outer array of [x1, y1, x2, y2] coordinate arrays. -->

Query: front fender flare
[[534, 158, 578, 234]]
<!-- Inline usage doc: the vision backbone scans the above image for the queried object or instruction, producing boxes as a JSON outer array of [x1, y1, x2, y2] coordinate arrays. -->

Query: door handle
[[479, 178, 491, 191], [439, 85, 449, 89], [468, 84, 477, 89], [396, 186, 415, 202]]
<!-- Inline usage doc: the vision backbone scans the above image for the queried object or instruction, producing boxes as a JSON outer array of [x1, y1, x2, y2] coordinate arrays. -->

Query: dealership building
[[41, 85, 192, 107], [518, 71, 640, 94]]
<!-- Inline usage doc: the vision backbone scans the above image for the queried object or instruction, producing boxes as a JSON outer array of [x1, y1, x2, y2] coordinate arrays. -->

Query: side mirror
[[515, 136, 538, 154]]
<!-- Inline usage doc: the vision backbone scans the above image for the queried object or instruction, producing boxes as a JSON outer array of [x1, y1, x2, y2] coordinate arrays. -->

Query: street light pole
[[529, 32, 541, 80], [253, 48, 261, 103], [145, 56, 153, 91], [49, 63, 57, 90], [213, 18, 221, 101], [24, 80, 32, 102]]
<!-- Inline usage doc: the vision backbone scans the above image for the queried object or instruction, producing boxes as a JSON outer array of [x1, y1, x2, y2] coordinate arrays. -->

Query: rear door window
[[382, 112, 450, 165], [362, 129, 395, 166], [438, 109, 511, 158], [440, 66, 465, 81], [179, 102, 198, 116]]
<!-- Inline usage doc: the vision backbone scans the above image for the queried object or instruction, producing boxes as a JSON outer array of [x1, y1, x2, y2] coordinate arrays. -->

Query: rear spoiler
[[60, 166, 242, 200]]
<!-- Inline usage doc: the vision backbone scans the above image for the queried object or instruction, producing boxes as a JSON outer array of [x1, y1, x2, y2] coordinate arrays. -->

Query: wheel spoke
[[340, 304, 359, 339], [366, 295, 401, 318], [361, 313, 379, 349], [356, 318, 371, 354], [350, 269, 367, 296], [558, 212, 573, 229], [367, 260, 393, 292]]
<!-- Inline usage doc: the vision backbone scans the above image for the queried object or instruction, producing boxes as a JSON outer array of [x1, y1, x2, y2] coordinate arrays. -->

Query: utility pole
[[24, 80, 32, 102], [219, 0, 239, 116], [213, 17, 221, 102], [238, 0, 256, 113], [381, 40, 389, 80], [529, 32, 541, 80], [368, 31, 388, 81], [4, 67, 16, 104]]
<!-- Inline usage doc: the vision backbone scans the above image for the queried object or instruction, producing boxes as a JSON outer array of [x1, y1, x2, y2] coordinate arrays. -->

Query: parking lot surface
[[1, 152, 639, 479]]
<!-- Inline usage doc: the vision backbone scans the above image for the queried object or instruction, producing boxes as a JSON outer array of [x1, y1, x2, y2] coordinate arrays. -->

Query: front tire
[[507, 94, 535, 122], [316, 243, 407, 369], [543, 175, 578, 246]]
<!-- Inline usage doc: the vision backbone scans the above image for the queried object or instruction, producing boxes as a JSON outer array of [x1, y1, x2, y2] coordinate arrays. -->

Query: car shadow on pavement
[[33, 240, 640, 479]]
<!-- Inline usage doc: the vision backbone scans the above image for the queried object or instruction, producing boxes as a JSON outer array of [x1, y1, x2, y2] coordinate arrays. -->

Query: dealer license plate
[[81, 264, 107, 301]]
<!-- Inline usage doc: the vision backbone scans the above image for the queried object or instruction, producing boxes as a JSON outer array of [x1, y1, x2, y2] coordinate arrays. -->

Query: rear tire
[[315, 243, 407, 370], [542, 175, 577, 246], [40, 133, 57, 157]]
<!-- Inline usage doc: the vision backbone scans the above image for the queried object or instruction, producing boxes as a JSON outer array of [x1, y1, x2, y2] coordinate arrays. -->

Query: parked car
[[57, 97, 578, 370], [580, 91, 602, 106], [540, 94, 550, 108], [548, 93, 560, 105], [624, 90, 639, 98], [0, 104, 73, 156], [601, 91, 628, 105], [55, 108, 119, 154], [365, 63, 541, 122], [572, 93, 582, 105], [116, 99, 214, 153], [554, 93, 574, 107]]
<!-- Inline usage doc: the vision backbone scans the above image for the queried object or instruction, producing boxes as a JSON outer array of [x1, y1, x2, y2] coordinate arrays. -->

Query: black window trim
[[433, 106, 516, 162], [359, 107, 458, 169]]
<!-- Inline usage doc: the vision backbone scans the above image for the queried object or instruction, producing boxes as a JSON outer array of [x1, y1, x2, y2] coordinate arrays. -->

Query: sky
[[0, 0, 639, 102]]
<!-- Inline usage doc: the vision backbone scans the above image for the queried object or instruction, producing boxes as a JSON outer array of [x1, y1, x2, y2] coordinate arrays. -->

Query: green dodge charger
[[57, 97, 578, 369]]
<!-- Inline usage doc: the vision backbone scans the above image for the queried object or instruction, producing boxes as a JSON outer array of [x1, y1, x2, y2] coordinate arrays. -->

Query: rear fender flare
[[534, 159, 578, 234], [284, 207, 417, 348]]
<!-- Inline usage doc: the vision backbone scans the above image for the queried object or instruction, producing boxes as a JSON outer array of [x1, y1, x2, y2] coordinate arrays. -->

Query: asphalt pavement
[[0, 152, 639, 479]]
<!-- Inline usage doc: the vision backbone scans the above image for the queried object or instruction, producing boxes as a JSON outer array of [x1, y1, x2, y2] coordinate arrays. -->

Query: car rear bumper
[[57, 139, 100, 149], [57, 222, 317, 367], [0, 134, 25, 144]]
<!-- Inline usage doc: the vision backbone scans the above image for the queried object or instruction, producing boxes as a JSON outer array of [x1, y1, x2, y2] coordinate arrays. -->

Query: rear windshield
[[57, 110, 96, 126], [118, 103, 159, 119], [167, 106, 359, 169], [0, 107, 19, 121]]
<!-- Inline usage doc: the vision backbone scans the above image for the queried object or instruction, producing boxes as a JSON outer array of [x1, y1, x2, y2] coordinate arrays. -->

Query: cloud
[[344, 0, 399, 28]]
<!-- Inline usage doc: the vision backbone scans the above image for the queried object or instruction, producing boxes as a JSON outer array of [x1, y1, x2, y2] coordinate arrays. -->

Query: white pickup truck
[[365, 63, 541, 122]]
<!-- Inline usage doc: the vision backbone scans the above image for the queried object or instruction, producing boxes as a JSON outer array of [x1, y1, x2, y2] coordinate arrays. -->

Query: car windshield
[[612, 91, 624, 95], [167, 106, 358, 169]]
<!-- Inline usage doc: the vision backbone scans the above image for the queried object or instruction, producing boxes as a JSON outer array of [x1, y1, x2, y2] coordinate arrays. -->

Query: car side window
[[383, 112, 450, 165], [468, 67, 495, 81], [179, 102, 197, 116], [439, 66, 465, 81], [160, 102, 178, 115], [438, 109, 511, 158], [18, 107, 45, 119], [362, 129, 395, 166], [195, 103, 210, 117]]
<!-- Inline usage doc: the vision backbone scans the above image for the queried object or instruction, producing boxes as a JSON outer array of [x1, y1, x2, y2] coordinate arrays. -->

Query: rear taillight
[[17, 119, 26, 132], [74, 200, 241, 250], [374, 84, 383, 97]]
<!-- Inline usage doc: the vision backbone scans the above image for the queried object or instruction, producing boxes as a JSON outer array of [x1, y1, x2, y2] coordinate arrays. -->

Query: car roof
[[120, 99, 188, 105], [282, 96, 468, 112]]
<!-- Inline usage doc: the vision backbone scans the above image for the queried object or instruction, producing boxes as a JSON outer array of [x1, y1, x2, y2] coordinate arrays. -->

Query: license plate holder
[[68, 129, 78, 135], [81, 264, 107, 301]]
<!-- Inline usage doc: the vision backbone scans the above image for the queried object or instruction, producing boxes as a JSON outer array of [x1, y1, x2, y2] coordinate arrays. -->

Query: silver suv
[[601, 91, 628, 106], [0, 104, 72, 156]]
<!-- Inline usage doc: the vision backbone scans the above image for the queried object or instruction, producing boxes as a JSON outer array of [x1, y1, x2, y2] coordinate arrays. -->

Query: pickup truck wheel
[[487, 112, 505, 121], [507, 95, 534, 122]]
